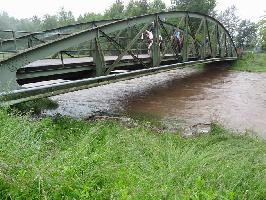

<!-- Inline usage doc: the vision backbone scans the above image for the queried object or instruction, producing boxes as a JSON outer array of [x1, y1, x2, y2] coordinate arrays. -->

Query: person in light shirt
[[141, 29, 163, 55], [141, 30, 154, 55]]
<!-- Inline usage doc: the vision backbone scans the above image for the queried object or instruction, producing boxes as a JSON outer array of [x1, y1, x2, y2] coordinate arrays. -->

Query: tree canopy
[[104, 0, 125, 19], [217, 6, 260, 50], [258, 14, 266, 51], [170, 0, 216, 15], [217, 5, 240, 39], [235, 20, 257, 50]]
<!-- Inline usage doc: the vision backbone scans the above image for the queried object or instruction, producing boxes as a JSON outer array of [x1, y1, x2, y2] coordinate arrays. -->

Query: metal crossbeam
[[99, 29, 149, 72], [105, 24, 149, 74]]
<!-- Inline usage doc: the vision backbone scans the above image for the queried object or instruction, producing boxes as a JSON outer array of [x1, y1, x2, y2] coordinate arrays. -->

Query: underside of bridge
[[0, 11, 237, 105]]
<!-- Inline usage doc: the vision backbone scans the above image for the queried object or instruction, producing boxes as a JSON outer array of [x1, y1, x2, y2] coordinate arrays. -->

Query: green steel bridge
[[0, 11, 237, 106]]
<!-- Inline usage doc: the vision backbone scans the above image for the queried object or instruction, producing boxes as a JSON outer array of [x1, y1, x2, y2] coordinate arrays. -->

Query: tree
[[235, 20, 257, 50], [0, 12, 41, 38], [170, 0, 216, 15], [42, 14, 58, 30], [125, 0, 149, 17], [31, 16, 42, 31], [0, 12, 18, 30], [104, 0, 125, 19], [148, 0, 166, 14], [58, 7, 75, 26], [16, 18, 39, 32], [77, 13, 103, 23], [0, 12, 17, 39], [258, 14, 266, 51], [217, 5, 240, 40]]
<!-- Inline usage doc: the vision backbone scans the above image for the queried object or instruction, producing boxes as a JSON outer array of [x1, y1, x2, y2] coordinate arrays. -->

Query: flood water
[[46, 65, 266, 138]]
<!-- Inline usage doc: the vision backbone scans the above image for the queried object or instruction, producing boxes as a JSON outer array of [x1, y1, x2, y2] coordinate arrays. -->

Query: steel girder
[[0, 11, 237, 96], [0, 19, 118, 52]]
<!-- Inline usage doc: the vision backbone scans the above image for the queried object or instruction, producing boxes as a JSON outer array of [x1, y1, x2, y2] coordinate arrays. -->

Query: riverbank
[[0, 108, 265, 199], [231, 53, 266, 72]]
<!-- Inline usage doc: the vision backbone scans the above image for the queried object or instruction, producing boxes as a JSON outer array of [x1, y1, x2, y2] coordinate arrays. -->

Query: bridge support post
[[201, 18, 207, 60], [212, 24, 218, 58], [182, 13, 189, 62], [0, 66, 19, 93], [93, 29, 105, 76], [222, 34, 227, 57], [217, 30, 221, 57], [152, 16, 161, 67], [229, 43, 234, 57], [220, 33, 224, 58]]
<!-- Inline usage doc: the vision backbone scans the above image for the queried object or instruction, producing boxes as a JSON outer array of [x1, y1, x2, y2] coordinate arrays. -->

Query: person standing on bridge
[[141, 30, 154, 55], [150, 22, 163, 52], [159, 34, 163, 51], [173, 28, 183, 53]]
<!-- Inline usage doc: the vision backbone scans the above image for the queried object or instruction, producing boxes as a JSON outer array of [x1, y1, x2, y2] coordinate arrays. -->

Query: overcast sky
[[0, 0, 265, 22]]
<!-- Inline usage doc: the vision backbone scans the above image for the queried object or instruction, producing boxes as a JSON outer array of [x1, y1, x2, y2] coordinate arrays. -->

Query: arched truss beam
[[0, 11, 237, 91], [0, 19, 118, 52]]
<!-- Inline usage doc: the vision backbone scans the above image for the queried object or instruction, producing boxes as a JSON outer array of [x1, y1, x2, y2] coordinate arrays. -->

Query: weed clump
[[231, 53, 266, 72]]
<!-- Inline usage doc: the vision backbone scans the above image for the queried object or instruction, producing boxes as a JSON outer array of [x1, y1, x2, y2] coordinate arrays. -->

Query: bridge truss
[[0, 11, 237, 105]]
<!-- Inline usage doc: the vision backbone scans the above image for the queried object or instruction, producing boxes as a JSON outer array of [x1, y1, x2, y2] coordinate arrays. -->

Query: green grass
[[0, 109, 265, 199], [10, 98, 58, 115], [231, 53, 266, 72]]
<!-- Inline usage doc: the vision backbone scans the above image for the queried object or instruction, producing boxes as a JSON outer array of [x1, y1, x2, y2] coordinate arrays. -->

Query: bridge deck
[[17, 54, 179, 83], [23, 54, 176, 68]]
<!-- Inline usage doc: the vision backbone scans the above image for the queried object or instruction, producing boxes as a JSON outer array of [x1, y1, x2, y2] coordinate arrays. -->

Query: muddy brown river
[[45, 65, 266, 138]]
